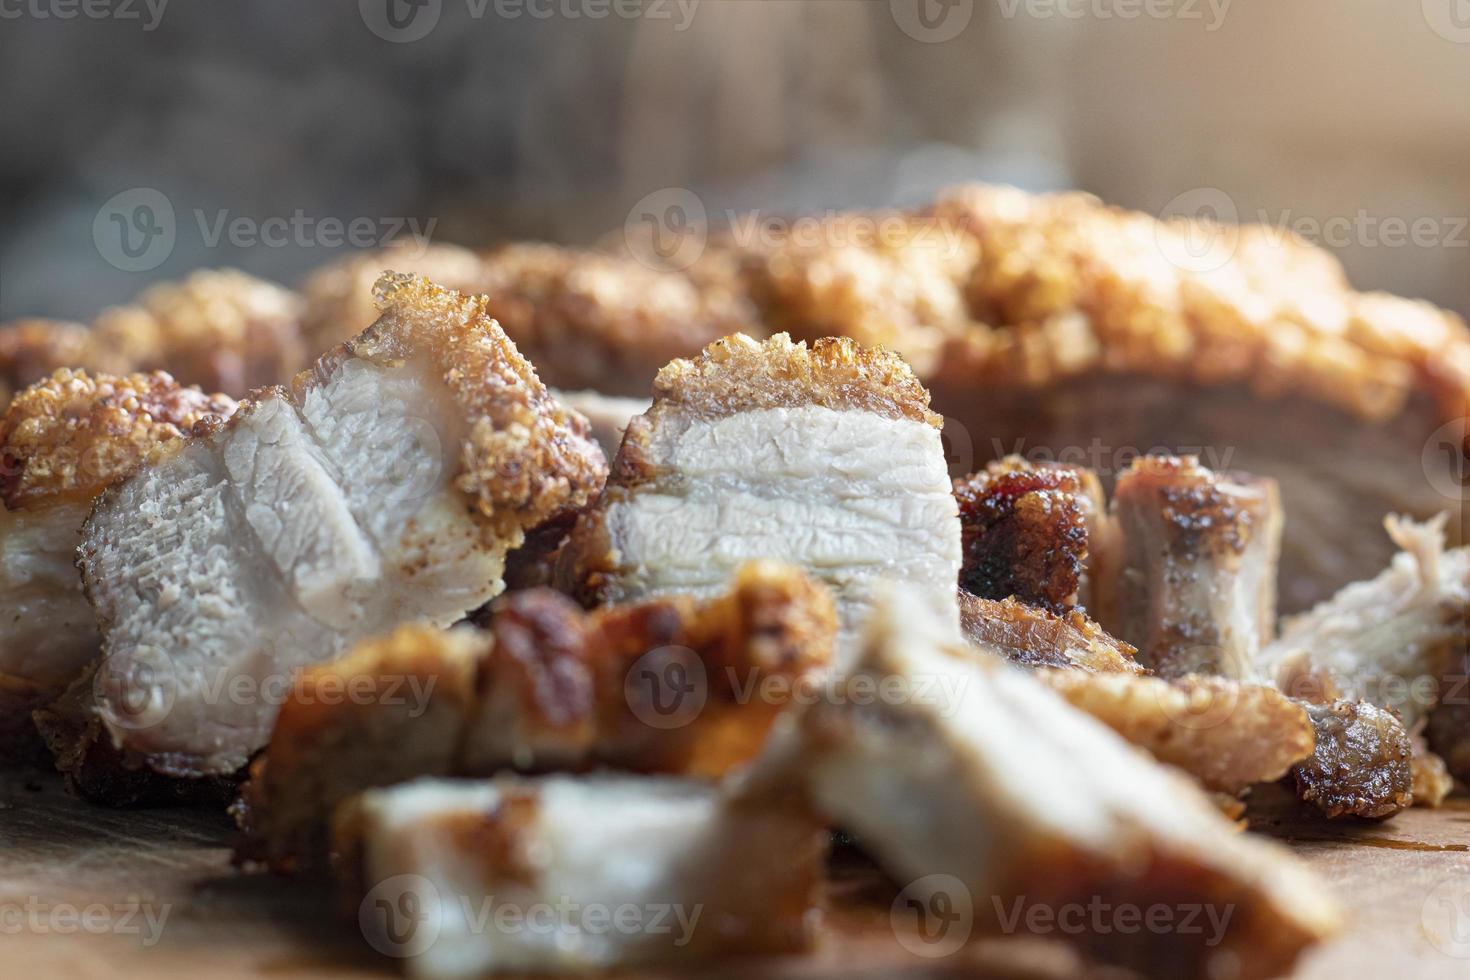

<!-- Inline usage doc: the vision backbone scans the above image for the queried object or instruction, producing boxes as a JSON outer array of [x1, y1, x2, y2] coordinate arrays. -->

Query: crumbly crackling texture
[[646, 332, 941, 427], [298, 273, 608, 544], [924, 184, 1470, 426], [0, 369, 236, 509], [1037, 670, 1315, 796], [959, 594, 1143, 674]]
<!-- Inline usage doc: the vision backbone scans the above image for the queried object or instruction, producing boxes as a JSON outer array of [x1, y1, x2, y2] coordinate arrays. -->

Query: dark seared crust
[[644, 332, 941, 427], [92, 269, 305, 398], [1, 369, 236, 509], [236, 562, 835, 874], [296, 273, 609, 544], [32, 665, 236, 806], [478, 244, 756, 396], [958, 593, 1142, 673], [954, 457, 1092, 611], [1428, 647, 1470, 784], [1291, 700, 1414, 820], [1037, 670, 1315, 795]]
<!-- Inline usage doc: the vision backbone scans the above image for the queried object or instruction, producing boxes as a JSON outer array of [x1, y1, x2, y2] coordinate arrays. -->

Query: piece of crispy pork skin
[[558, 333, 962, 643], [70, 275, 606, 783]]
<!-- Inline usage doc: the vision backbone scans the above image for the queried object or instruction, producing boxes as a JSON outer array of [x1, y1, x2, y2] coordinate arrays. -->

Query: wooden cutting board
[[2, 773, 1467, 979]]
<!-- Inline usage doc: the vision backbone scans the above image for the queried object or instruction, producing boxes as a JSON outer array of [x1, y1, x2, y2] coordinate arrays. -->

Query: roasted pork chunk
[[336, 775, 823, 975], [237, 562, 835, 874], [1036, 670, 1313, 796], [0, 370, 235, 758], [60, 275, 605, 787], [764, 584, 1340, 980], [91, 269, 305, 397], [1290, 700, 1413, 820], [954, 456, 1115, 612], [1258, 514, 1468, 730], [558, 333, 963, 642], [1106, 455, 1282, 679], [957, 593, 1142, 673], [0, 319, 102, 413]]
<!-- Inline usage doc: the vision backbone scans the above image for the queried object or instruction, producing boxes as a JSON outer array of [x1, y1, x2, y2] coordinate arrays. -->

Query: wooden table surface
[[2, 773, 1468, 979]]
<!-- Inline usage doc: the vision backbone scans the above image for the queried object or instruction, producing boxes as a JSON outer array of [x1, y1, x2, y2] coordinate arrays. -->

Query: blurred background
[[2, 0, 1468, 321]]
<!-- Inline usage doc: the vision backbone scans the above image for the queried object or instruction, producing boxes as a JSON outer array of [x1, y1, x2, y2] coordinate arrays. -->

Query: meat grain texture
[[62, 274, 607, 789]]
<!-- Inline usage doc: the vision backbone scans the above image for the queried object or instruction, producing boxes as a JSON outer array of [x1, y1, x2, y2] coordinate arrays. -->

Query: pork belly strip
[[1105, 455, 1282, 679], [63, 274, 606, 786], [236, 562, 835, 875], [335, 775, 823, 975], [1035, 670, 1314, 796], [953, 455, 1114, 612], [0, 370, 236, 760], [558, 332, 963, 642], [1259, 514, 1469, 730], [958, 593, 1142, 674], [755, 584, 1340, 980], [0, 319, 99, 414]]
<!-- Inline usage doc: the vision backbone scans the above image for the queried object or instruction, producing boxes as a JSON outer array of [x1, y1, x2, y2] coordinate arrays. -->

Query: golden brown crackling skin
[[925, 183, 1470, 427], [1037, 670, 1315, 795], [645, 332, 941, 428], [296, 272, 609, 545], [1292, 700, 1413, 820], [959, 594, 1143, 674], [954, 458, 1092, 611], [92, 269, 306, 398], [0, 368, 236, 510], [0, 319, 97, 412], [237, 561, 835, 875]]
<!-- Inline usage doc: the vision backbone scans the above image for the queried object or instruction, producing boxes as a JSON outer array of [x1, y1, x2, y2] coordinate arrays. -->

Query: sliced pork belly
[[237, 562, 834, 874], [1290, 700, 1413, 820], [0, 319, 99, 413], [91, 269, 305, 398], [767, 584, 1340, 980], [1258, 514, 1468, 730], [65, 275, 606, 787], [336, 775, 823, 976], [954, 455, 1115, 612], [1036, 670, 1313, 796], [958, 593, 1142, 673], [0, 370, 235, 759], [1106, 455, 1282, 679], [558, 333, 963, 643]]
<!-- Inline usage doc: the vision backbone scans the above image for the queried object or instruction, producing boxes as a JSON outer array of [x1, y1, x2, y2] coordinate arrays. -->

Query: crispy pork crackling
[[64, 274, 606, 784], [954, 455, 1116, 612], [0, 370, 236, 759], [754, 584, 1341, 980], [236, 562, 835, 874], [557, 332, 963, 643], [957, 593, 1142, 674], [335, 774, 823, 975], [1106, 455, 1282, 679]]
